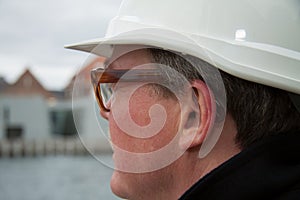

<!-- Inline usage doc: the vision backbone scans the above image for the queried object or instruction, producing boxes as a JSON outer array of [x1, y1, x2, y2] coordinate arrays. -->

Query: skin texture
[[100, 47, 241, 200]]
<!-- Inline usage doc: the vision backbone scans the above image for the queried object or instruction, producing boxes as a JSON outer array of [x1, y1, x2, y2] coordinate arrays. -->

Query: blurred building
[[0, 76, 9, 93], [0, 58, 106, 140]]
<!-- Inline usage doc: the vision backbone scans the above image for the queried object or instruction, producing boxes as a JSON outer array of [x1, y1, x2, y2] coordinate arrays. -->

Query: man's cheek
[[109, 117, 147, 153]]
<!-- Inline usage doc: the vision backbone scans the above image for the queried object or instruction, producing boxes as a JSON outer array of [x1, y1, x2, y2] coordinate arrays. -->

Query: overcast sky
[[0, 0, 122, 90]]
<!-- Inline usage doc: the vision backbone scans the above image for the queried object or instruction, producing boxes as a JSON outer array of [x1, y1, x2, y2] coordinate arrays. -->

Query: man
[[66, 0, 300, 199]]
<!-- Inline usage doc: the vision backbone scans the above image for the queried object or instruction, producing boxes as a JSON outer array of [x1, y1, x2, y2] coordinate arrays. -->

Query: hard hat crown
[[109, 0, 300, 53], [66, 0, 300, 94]]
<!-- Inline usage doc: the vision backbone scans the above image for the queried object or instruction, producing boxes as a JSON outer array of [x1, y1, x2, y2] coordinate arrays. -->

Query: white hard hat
[[66, 0, 300, 94]]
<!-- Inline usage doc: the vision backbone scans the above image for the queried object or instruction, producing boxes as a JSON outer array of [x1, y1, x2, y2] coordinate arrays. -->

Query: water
[[0, 155, 120, 200]]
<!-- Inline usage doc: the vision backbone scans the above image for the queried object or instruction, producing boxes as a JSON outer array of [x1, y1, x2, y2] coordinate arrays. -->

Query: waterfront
[[0, 155, 120, 200]]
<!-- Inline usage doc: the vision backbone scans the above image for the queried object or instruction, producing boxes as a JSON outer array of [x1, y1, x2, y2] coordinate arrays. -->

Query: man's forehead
[[105, 45, 152, 69]]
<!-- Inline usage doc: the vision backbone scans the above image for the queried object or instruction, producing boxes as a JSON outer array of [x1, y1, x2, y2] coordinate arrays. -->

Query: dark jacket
[[180, 132, 300, 200]]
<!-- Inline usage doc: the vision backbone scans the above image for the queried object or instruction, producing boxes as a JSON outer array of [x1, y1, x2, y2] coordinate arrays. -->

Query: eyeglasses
[[91, 68, 163, 112]]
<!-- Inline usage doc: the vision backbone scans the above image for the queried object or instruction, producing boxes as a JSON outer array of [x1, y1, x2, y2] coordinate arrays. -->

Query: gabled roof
[[64, 57, 105, 98], [3, 68, 54, 99]]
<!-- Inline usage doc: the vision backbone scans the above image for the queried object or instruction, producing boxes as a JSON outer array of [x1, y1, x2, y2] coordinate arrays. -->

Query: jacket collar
[[180, 132, 300, 199]]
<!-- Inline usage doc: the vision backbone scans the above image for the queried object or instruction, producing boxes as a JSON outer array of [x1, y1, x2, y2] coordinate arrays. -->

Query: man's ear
[[179, 80, 214, 150]]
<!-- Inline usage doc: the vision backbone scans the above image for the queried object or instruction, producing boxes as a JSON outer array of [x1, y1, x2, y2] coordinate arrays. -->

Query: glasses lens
[[100, 83, 113, 107]]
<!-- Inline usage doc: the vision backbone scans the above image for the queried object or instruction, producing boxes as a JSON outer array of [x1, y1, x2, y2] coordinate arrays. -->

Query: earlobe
[[179, 80, 214, 150]]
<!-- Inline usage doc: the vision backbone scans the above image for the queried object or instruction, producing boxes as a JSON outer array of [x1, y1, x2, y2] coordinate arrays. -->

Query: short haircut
[[148, 48, 300, 149]]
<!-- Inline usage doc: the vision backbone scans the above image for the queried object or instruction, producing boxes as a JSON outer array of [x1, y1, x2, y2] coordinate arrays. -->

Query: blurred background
[[0, 0, 122, 199]]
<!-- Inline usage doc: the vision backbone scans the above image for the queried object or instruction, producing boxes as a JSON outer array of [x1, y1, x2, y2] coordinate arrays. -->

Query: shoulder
[[277, 182, 300, 200]]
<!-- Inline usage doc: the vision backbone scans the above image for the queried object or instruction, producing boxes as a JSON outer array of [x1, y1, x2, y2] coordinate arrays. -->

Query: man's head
[[89, 46, 300, 199], [67, 0, 300, 199]]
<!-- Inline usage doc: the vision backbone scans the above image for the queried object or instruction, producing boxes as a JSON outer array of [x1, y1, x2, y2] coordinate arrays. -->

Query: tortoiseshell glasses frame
[[91, 67, 163, 112]]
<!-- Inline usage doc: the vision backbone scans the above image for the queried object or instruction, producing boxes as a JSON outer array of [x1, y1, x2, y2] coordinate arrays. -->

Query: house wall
[[0, 63, 109, 142], [0, 95, 51, 139], [72, 94, 108, 139]]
